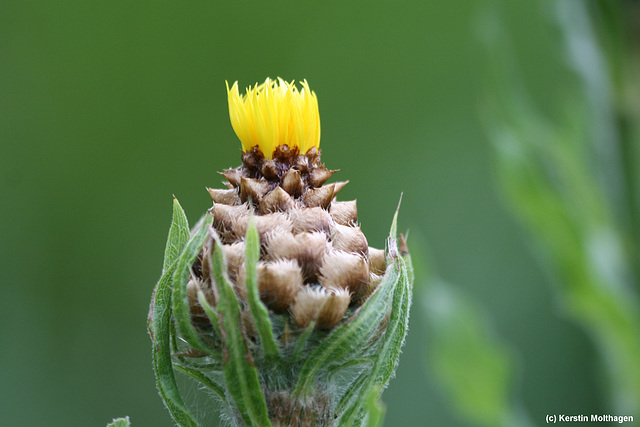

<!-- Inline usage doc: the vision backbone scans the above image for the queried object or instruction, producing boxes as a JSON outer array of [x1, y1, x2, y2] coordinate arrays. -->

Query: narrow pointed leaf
[[292, 321, 316, 361], [389, 194, 402, 244], [149, 197, 190, 337], [152, 262, 198, 427], [175, 356, 222, 372], [244, 216, 280, 359], [211, 236, 272, 427], [174, 364, 226, 402], [336, 257, 410, 425], [172, 214, 214, 353], [197, 290, 221, 337], [372, 254, 413, 387], [293, 262, 400, 397], [338, 217, 413, 426], [164, 196, 190, 272]]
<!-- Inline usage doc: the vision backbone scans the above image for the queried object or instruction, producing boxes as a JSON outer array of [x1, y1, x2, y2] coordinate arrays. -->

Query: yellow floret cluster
[[226, 78, 321, 159]]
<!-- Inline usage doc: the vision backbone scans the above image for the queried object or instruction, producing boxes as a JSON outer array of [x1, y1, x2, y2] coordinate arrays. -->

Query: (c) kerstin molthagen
[[149, 77, 413, 427]]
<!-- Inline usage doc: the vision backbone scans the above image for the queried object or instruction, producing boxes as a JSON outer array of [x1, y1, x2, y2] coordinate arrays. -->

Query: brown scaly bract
[[186, 145, 386, 331]]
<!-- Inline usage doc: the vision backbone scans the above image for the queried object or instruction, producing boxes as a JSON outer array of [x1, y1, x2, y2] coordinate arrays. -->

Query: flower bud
[[150, 78, 412, 427]]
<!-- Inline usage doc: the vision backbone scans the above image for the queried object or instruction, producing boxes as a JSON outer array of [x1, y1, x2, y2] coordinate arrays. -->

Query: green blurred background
[[2, 1, 637, 426]]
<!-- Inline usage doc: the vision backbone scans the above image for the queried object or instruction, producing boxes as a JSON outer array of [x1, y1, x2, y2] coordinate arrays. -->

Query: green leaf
[[337, 254, 412, 425], [388, 195, 402, 246], [244, 215, 280, 359], [107, 417, 131, 427], [335, 368, 369, 422], [172, 214, 214, 354], [164, 196, 190, 272], [293, 261, 400, 397], [150, 199, 198, 426], [174, 364, 226, 402], [337, 206, 413, 425], [364, 387, 386, 427], [291, 321, 316, 361], [197, 290, 221, 338], [152, 263, 198, 427], [371, 253, 413, 387], [211, 235, 272, 427], [149, 197, 190, 338]]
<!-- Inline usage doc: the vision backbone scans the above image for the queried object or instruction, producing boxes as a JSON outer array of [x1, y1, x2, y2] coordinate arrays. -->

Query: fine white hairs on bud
[[223, 241, 246, 283], [329, 200, 358, 226], [259, 186, 295, 214], [289, 206, 332, 234], [257, 260, 303, 313], [291, 286, 351, 329], [255, 213, 293, 238], [301, 184, 335, 209], [207, 188, 240, 206], [330, 224, 369, 256], [233, 213, 292, 242], [359, 273, 384, 302], [265, 231, 328, 281], [220, 169, 242, 188], [240, 177, 270, 204], [211, 203, 250, 241], [368, 247, 386, 275], [319, 250, 369, 298], [369, 272, 384, 288]]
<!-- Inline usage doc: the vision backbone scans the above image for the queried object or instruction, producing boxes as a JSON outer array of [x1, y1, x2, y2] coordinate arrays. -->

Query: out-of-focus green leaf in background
[[2, 0, 638, 425]]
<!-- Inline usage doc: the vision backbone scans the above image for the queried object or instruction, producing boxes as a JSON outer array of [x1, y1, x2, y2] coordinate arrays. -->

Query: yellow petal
[[226, 78, 321, 159]]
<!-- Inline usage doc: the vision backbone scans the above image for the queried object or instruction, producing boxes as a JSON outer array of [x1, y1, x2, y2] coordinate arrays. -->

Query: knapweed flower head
[[149, 78, 412, 427], [227, 78, 320, 158]]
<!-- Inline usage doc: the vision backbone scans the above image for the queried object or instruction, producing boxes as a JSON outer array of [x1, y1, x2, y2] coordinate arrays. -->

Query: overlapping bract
[[148, 78, 412, 427], [207, 163, 385, 330], [149, 196, 412, 427]]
